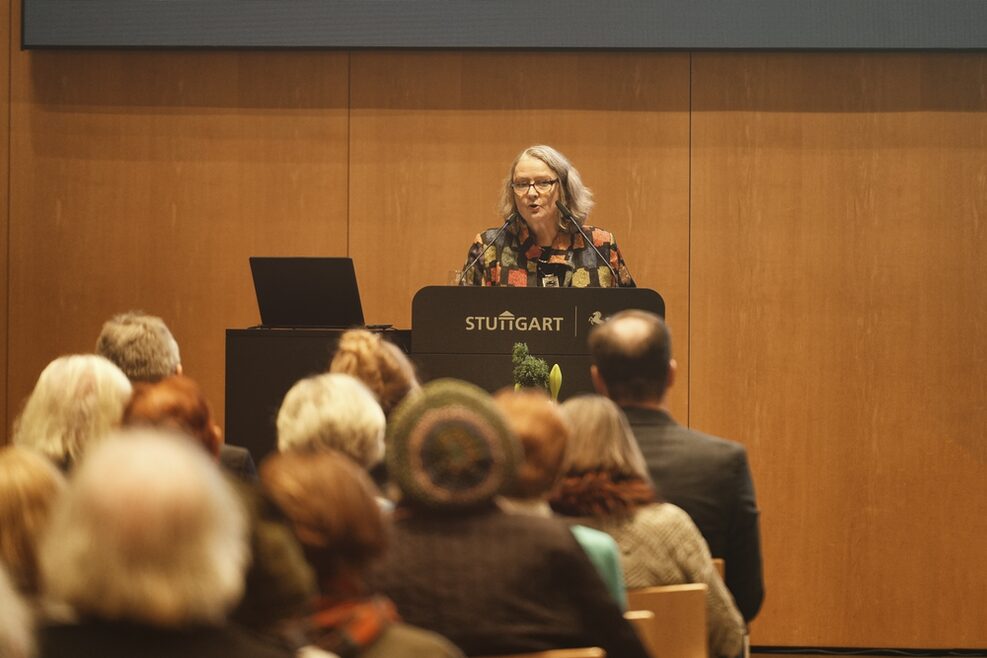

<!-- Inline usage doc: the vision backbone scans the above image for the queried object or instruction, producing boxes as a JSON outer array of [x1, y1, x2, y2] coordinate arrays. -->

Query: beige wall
[[4, 8, 986, 648]]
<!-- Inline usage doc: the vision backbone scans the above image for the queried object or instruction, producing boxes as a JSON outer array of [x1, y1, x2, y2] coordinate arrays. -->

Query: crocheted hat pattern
[[386, 379, 520, 511]]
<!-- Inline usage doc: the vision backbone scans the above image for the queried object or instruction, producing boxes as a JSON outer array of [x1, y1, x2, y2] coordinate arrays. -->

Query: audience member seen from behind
[[277, 373, 385, 471], [12, 355, 132, 470], [494, 388, 627, 610], [367, 379, 650, 658], [459, 144, 635, 288], [96, 310, 257, 481], [262, 450, 464, 658], [0, 565, 33, 658], [0, 447, 66, 603], [36, 429, 292, 658], [123, 376, 317, 647], [588, 309, 764, 621], [550, 395, 745, 658], [329, 329, 420, 419]]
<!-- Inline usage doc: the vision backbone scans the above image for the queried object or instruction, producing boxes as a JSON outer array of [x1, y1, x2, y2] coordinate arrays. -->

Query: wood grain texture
[[8, 42, 349, 427], [348, 51, 691, 416], [691, 52, 987, 648], [0, 0, 10, 441]]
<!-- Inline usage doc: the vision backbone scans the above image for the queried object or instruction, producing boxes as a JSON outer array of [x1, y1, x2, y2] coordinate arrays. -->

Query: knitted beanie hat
[[386, 379, 520, 511]]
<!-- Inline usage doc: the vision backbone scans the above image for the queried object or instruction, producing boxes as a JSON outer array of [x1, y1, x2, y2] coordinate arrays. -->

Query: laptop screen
[[249, 257, 365, 328]]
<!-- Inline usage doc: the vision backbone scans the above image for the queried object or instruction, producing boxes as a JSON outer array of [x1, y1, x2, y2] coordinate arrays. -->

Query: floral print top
[[460, 216, 636, 288]]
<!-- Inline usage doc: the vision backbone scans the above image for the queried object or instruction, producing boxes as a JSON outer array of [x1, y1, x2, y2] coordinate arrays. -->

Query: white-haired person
[[36, 429, 292, 658], [459, 144, 635, 288], [0, 446, 66, 605], [277, 373, 386, 472], [12, 354, 132, 470], [97, 310, 258, 481], [549, 395, 745, 658], [0, 564, 33, 658]]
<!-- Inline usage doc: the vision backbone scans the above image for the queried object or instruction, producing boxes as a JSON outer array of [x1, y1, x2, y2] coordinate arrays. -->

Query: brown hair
[[494, 388, 569, 499], [329, 330, 419, 418], [0, 447, 67, 596], [123, 375, 221, 458], [260, 450, 387, 585]]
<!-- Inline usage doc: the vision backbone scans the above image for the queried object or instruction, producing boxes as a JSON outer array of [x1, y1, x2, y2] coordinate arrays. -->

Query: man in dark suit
[[96, 311, 257, 481], [588, 310, 764, 622]]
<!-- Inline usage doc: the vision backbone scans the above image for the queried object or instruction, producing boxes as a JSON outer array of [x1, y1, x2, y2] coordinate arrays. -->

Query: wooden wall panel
[[691, 53, 987, 648], [349, 51, 692, 415], [8, 44, 349, 428], [1, 0, 10, 441]]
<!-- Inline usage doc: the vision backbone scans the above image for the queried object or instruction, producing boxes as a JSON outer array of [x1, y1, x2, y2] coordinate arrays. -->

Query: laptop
[[249, 257, 365, 328]]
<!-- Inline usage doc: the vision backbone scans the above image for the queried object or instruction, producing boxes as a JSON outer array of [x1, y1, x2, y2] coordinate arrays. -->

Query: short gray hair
[[13, 355, 133, 466], [40, 429, 248, 626], [559, 394, 648, 479], [276, 373, 386, 469], [498, 145, 595, 231], [96, 311, 181, 382]]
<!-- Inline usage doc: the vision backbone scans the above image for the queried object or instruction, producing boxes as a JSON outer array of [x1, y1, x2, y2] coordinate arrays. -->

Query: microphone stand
[[554, 200, 621, 286], [457, 213, 517, 286]]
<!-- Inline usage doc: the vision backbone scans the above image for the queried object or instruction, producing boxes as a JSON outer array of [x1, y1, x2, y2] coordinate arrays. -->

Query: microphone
[[555, 200, 621, 286], [457, 213, 517, 285]]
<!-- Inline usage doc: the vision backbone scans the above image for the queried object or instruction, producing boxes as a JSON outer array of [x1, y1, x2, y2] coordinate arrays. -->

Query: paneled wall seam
[[3, 0, 11, 434], [686, 50, 693, 427], [345, 50, 351, 258]]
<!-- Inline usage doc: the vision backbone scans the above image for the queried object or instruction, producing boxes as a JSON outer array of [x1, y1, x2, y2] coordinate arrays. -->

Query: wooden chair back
[[477, 649, 606, 658], [626, 583, 708, 658]]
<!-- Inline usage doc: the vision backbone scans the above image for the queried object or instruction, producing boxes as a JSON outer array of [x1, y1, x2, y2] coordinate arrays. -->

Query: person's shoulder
[[365, 623, 466, 658], [670, 424, 748, 458]]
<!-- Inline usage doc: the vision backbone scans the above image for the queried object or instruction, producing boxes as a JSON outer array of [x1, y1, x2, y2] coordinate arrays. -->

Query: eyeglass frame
[[510, 178, 560, 196]]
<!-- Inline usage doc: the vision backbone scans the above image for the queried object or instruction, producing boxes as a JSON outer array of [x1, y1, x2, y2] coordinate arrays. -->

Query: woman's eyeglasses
[[511, 179, 559, 195]]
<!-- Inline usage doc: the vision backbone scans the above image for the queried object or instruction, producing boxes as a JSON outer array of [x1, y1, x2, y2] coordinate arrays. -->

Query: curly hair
[[329, 330, 419, 418]]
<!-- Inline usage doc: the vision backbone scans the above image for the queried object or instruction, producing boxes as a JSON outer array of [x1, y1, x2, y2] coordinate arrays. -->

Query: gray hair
[[95, 311, 181, 382], [559, 394, 648, 479], [13, 355, 133, 466], [0, 565, 32, 658], [498, 145, 595, 231], [39, 429, 248, 626], [276, 373, 386, 469]]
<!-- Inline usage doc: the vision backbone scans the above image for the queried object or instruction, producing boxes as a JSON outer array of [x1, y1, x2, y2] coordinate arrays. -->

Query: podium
[[410, 286, 664, 399]]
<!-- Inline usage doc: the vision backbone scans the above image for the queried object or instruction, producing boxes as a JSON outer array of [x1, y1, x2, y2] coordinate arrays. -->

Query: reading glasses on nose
[[511, 179, 559, 195]]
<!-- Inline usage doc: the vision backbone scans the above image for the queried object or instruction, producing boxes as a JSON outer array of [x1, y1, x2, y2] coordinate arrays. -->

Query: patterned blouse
[[460, 216, 636, 288]]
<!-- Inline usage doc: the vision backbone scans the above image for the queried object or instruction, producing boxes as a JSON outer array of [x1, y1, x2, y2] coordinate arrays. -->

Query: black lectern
[[410, 286, 664, 399]]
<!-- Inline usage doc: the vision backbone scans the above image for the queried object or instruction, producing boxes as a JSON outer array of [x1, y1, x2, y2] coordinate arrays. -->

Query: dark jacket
[[622, 406, 765, 622], [38, 620, 292, 658], [368, 507, 650, 658]]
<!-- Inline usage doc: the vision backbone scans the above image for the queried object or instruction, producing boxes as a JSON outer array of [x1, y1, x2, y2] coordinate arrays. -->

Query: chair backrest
[[478, 649, 606, 658], [623, 610, 658, 658], [626, 583, 708, 658]]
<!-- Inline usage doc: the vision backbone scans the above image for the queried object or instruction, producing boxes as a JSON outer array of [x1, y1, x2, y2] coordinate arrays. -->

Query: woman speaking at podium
[[459, 145, 636, 288]]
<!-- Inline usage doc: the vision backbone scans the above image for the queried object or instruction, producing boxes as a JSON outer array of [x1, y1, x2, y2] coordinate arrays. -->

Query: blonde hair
[[13, 355, 133, 466], [40, 429, 248, 626], [0, 447, 66, 597], [329, 330, 419, 417], [498, 145, 595, 230], [276, 373, 386, 469], [0, 565, 33, 658], [559, 395, 648, 479]]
